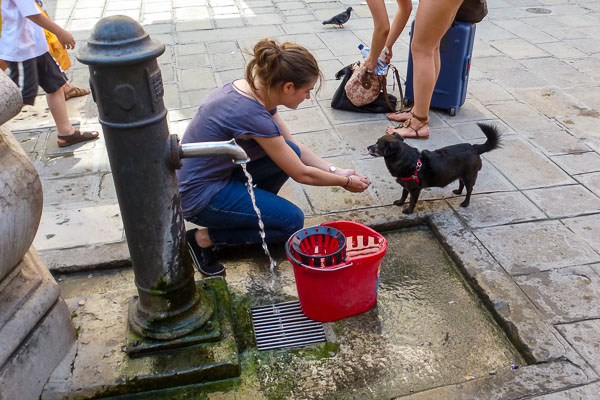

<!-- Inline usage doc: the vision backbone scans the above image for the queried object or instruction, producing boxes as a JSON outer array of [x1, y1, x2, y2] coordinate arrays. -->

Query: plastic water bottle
[[358, 44, 389, 75]]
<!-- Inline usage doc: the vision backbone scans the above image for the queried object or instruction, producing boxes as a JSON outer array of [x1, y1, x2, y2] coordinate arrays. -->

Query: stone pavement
[[4, 0, 600, 398]]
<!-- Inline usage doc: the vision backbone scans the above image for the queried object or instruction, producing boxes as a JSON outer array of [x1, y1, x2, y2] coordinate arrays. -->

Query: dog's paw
[[459, 200, 470, 207], [393, 199, 406, 206], [402, 207, 414, 214], [452, 189, 462, 195]]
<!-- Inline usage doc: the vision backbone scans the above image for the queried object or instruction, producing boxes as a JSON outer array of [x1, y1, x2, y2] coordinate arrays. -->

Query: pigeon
[[322, 7, 353, 28]]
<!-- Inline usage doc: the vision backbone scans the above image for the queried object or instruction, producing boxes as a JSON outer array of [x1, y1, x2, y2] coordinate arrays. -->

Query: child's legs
[[411, 0, 463, 118], [188, 180, 304, 246], [231, 140, 301, 194], [36, 53, 74, 136]]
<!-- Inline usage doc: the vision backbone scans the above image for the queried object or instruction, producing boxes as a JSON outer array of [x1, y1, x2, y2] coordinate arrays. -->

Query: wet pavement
[[5, 0, 600, 398]]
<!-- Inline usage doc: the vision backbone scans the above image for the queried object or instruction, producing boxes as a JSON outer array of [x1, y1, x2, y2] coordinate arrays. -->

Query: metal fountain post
[[77, 15, 248, 358]]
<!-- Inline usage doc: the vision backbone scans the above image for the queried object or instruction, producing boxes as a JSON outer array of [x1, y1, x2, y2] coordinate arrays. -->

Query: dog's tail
[[473, 123, 501, 155]]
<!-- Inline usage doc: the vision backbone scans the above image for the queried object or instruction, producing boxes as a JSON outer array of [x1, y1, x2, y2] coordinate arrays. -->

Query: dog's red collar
[[399, 158, 422, 185]]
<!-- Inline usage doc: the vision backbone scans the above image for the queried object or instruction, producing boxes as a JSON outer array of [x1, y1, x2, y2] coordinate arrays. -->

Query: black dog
[[367, 123, 501, 214]]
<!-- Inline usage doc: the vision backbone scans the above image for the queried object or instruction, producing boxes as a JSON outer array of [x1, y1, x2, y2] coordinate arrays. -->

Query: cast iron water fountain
[[75, 15, 253, 392]]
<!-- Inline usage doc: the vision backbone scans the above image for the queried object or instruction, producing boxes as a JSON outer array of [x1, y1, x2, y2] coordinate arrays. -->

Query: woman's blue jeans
[[187, 140, 304, 246]]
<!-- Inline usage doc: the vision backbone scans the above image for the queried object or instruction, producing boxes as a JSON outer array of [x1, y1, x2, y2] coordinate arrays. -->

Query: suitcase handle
[[462, 54, 471, 81]]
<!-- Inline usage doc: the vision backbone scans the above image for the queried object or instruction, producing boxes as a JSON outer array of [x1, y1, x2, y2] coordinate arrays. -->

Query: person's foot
[[385, 116, 430, 139], [57, 129, 100, 147], [186, 229, 225, 277], [386, 108, 412, 122], [64, 85, 91, 101]]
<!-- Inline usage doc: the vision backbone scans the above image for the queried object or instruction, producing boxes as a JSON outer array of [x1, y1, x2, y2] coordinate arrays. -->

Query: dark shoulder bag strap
[[381, 65, 403, 112]]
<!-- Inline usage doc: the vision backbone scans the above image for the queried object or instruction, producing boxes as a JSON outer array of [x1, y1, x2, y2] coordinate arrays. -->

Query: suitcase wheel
[[450, 107, 457, 116]]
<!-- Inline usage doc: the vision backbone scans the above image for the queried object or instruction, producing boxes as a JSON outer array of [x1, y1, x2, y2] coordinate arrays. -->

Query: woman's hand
[[343, 175, 370, 193], [334, 168, 355, 177], [383, 46, 392, 64]]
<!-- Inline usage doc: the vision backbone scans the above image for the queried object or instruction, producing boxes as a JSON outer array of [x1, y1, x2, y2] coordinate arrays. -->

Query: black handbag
[[456, 0, 488, 23], [331, 64, 402, 113]]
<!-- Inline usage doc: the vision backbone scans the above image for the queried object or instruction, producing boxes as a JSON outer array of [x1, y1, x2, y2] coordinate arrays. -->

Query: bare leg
[[46, 84, 75, 136], [387, 0, 463, 138], [365, 0, 389, 72], [195, 228, 214, 248], [47, 84, 99, 146]]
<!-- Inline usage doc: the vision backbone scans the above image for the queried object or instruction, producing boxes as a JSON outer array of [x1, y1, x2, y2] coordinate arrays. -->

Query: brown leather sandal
[[386, 113, 430, 139], [57, 130, 99, 147], [386, 106, 412, 122], [64, 85, 90, 101]]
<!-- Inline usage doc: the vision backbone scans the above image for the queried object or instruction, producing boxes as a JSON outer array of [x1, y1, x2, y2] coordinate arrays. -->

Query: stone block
[[210, 51, 246, 71], [530, 382, 600, 400], [318, 30, 363, 56], [525, 129, 590, 156], [176, 53, 210, 68], [448, 191, 545, 228], [178, 25, 282, 43], [537, 41, 587, 59], [551, 152, 600, 175], [488, 34, 551, 60], [525, 185, 600, 218], [293, 130, 347, 158], [484, 137, 574, 189], [39, 241, 131, 273], [513, 88, 586, 120], [473, 220, 600, 275], [0, 249, 75, 400], [561, 214, 600, 251], [558, 114, 600, 139], [40, 175, 100, 206], [492, 68, 549, 89], [521, 58, 595, 89], [180, 67, 217, 90], [278, 107, 331, 134], [556, 320, 600, 371], [469, 80, 515, 104], [515, 265, 600, 323], [34, 204, 124, 251], [493, 19, 556, 43]]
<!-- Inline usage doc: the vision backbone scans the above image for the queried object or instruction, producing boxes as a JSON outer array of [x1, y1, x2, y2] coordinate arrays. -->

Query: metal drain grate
[[251, 301, 326, 351]]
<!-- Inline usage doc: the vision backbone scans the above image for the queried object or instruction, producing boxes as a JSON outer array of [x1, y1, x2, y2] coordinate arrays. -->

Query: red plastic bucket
[[286, 221, 387, 322]]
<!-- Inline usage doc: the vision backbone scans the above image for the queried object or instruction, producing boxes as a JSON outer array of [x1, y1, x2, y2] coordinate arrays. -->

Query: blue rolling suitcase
[[404, 20, 476, 116]]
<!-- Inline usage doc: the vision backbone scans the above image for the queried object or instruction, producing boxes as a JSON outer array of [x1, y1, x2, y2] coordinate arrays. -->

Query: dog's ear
[[383, 139, 400, 157]]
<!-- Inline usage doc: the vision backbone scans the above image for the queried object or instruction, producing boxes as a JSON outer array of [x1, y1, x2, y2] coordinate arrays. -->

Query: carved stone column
[[0, 71, 76, 400]]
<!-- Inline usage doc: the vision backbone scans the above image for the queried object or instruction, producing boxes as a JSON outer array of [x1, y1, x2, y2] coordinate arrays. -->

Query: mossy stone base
[[42, 278, 239, 399], [125, 283, 220, 355]]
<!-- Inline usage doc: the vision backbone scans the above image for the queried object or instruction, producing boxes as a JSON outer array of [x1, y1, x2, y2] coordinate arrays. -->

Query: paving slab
[[556, 318, 600, 372], [475, 219, 600, 275], [34, 204, 124, 251], [523, 184, 600, 218], [561, 214, 600, 251], [447, 191, 546, 228], [531, 382, 600, 400], [515, 265, 600, 324], [483, 137, 575, 189]]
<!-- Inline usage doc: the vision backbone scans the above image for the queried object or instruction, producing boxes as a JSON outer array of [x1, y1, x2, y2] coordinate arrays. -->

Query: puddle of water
[[240, 163, 277, 274]]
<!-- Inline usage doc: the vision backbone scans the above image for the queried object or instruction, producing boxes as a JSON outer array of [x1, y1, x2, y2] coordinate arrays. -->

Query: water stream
[[240, 163, 277, 273]]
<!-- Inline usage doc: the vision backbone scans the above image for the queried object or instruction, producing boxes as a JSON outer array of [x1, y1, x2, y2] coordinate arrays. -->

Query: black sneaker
[[186, 229, 226, 277]]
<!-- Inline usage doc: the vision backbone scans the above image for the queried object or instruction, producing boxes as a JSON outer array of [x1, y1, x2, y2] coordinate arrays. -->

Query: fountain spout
[[180, 139, 250, 164]]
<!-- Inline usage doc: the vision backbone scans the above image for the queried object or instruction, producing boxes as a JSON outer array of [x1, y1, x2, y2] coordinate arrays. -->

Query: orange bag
[[35, 2, 71, 71]]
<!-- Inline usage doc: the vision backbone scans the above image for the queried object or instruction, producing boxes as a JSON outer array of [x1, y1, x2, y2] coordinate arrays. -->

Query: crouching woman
[[177, 38, 370, 276]]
